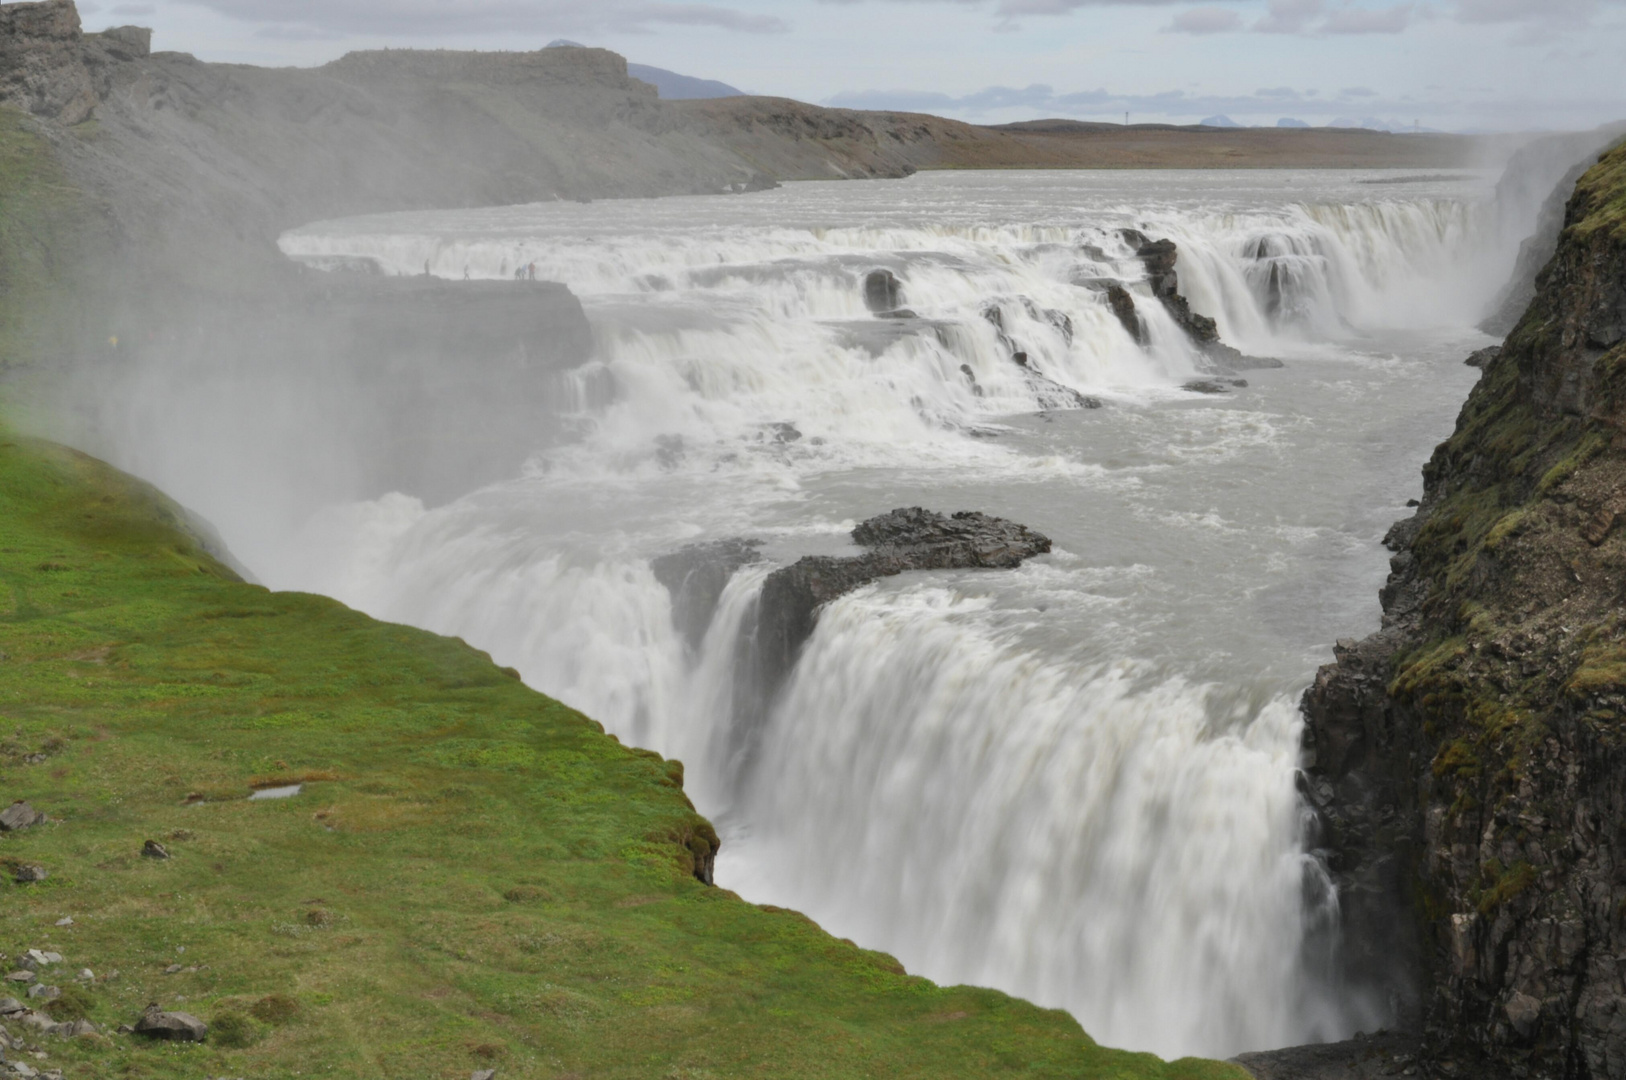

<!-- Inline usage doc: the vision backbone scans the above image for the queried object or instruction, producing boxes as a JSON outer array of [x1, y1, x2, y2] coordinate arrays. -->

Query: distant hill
[[543, 39, 743, 100], [626, 63, 744, 100], [1201, 115, 1241, 128], [1277, 118, 1310, 128]]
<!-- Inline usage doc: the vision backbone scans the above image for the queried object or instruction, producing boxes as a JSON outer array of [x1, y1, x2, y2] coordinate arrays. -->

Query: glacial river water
[[251, 170, 1509, 1058]]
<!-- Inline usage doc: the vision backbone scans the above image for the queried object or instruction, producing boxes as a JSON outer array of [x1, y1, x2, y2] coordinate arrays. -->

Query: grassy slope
[[0, 111, 1243, 1079]]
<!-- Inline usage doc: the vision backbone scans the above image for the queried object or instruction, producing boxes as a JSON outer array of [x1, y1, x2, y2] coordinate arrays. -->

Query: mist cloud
[[174, 0, 791, 36]]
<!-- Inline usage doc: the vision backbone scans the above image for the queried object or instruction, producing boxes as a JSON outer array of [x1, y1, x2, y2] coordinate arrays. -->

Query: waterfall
[[183, 170, 1513, 1060]]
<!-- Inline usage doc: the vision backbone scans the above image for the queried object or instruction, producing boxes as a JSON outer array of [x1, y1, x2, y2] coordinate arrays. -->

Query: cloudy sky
[[79, 0, 1625, 131]]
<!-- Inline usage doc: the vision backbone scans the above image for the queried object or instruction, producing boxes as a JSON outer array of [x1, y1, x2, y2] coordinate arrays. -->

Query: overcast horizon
[[75, 0, 1626, 133]]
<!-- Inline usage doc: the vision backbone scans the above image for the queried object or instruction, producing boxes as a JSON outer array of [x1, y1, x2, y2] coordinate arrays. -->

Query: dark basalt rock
[[1109, 234, 1279, 371], [751, 508, 1050, 700], [1133, 236, 1220, 344], [864, 268, 903, 314], [1105, 284, 1145, 344], [981, 304, 1101, 411], [1298, 142, 1626, 1079], [651, 538, 763, 653]]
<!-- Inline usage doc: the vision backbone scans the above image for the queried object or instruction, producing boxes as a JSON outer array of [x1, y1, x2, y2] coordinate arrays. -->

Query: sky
[[76, 0, 1626, 132]]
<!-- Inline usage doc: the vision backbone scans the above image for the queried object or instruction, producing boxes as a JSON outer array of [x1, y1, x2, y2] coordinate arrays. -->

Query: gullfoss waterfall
[[160, 170, 1519, 1059]]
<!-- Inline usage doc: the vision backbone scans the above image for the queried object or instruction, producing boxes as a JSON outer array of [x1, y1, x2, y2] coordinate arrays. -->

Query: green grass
[[0, 434, 1244, 1080], [1570, 139, 1626, 242]]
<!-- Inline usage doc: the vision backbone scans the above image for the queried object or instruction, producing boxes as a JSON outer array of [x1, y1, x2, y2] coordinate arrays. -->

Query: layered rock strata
[[1301, 142, 1626, 1078]]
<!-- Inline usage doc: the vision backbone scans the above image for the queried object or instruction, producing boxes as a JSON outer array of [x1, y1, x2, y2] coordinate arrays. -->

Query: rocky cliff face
[[1303, 142, 1626, 1078]]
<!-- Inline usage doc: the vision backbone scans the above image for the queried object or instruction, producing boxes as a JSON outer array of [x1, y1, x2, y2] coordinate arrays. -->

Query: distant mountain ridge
[[544, 39, 744, 99]]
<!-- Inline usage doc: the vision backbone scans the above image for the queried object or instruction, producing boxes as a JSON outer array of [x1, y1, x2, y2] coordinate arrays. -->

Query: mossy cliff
[[1303, 141, 1626, 1077]]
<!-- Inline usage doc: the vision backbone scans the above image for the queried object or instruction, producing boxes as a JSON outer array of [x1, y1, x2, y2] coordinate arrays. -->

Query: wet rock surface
[[1300, 143, 1626, 1077], [651, 538, 764, 653], [749, 507, 1050, 702], [1234, 1032, 1506, 1080], [863, 268, 903, 314]]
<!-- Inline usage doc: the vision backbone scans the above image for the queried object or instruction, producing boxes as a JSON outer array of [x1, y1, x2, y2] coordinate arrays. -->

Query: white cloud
[[1453, 0, 1600, 23], [173, 0, 791, 36], [1164, 6, 1244, 32], [1324, 3, 1411, 31], [1253, 0, 1324, 33]]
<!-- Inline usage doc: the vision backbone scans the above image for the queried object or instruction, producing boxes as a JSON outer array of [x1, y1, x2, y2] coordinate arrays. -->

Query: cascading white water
[[182, 168, 1519, 1060]]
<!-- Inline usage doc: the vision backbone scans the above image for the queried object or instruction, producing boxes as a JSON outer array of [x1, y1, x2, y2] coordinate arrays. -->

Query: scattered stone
[[10, 865, 47, 885], [0, 997, 22, 1015], [1182, 380, 1230, 394], [51, 919, 70, 929], [25, 952, 60, 968], [23, 986, 56, 1002], [4, 974, 32, 986], [9, 1061, 37, 1078], [168, 829, 195, 842], [133, 1002, 207, 1042], [16, 1011, 54, 1033], [73, 971, 92, 983], [163, 964, 183, 975], [57, 1019, 95, 1040], [472, 1071, 497, 1080], [114, 1025, 133, 1035], [141, 840, 170, 860], [0, 802, 44, 832]]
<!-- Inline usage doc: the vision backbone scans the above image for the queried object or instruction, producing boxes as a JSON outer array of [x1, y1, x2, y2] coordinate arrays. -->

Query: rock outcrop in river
[[1300, 140, 1626, 1078]]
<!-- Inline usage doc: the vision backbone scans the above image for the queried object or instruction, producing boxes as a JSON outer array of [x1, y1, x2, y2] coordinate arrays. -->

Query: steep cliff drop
[[1278, 141, 1626, 1079]]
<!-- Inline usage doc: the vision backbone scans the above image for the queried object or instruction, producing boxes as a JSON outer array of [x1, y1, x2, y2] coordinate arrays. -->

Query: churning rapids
[[201, 170, 1523, 1058]]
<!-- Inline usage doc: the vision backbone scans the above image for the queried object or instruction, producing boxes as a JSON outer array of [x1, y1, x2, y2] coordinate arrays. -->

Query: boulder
[[0, 996, 23, 1015], [1465, 345, 1501, 369], [0, 801, 44, 831], [1182, 380, 1230, 395], [10, 864, 47, 884], [17, 1009, 56, 1032], [133, 1003, 208, 1042], [141, 840, 170, 859], [863, 269, 903, 314], [4, 972, 34, 985]]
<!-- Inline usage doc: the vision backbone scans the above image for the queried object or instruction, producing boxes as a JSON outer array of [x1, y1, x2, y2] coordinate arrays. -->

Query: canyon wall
[[1303, 141, 1626, 1078]]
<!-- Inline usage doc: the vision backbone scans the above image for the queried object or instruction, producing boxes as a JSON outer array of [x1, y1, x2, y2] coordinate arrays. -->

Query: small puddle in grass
[[249, 784, 303, 801]]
